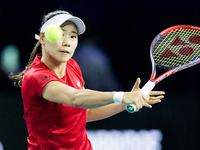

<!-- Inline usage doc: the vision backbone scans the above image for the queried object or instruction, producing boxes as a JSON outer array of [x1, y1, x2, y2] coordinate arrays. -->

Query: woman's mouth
[[60, 50, 69, 54]]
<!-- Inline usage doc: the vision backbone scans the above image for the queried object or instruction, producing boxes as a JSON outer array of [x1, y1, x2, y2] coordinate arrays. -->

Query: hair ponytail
[[8, 41, 40, 87]]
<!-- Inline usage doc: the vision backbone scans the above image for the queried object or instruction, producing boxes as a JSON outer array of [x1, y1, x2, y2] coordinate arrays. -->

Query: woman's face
[[41, 21, 78, 63]]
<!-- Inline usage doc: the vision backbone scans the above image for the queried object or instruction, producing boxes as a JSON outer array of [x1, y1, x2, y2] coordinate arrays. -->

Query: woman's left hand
[[131, 78, 165, 108]]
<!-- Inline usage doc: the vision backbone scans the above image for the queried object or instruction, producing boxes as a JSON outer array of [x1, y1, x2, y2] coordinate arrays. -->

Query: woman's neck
[[41, 56, 67, 78]]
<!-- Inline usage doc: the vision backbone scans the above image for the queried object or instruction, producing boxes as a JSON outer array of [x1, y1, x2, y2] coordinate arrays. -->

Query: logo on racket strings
[[158, 34, 200, 59]]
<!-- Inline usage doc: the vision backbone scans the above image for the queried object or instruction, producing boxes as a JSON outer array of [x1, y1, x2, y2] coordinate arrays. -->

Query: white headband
[[35, 14, 86, 40]]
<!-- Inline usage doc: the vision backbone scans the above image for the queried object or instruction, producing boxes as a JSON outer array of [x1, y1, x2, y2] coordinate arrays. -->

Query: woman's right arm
[[42, 81, 147, 110]]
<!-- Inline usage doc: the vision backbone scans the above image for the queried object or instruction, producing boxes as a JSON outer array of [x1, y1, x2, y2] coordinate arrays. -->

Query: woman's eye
[[71, 35, 77, 39]]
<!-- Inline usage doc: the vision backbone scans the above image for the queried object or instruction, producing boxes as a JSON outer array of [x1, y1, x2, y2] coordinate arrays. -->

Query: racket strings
[[153, 28, 200, 68], [166, 30, 199, 62], [155, 29, 195, 62], [167, 29, 198, 63]]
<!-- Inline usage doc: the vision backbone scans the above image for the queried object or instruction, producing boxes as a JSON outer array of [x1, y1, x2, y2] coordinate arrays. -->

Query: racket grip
[[126, 81, 155, 113], [140, 81, 155, 96]]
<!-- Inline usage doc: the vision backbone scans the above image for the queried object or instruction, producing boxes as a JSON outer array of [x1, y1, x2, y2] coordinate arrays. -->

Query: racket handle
[[140, 81, 155, 96], [126, 81, 155, 113]]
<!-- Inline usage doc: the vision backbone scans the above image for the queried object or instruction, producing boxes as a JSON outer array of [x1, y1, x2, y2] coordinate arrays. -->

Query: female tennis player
[[9, 10, 165, 150]]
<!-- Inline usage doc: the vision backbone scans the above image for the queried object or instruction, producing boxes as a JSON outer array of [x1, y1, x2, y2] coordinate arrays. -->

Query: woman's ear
[[39, 32, 45, 44]]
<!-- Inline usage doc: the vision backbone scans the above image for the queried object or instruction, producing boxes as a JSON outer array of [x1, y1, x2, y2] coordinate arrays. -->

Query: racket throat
[[140, 81, 155, 96]]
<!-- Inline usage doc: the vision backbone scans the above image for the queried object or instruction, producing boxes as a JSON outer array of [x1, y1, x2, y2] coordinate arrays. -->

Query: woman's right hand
[[122, 90, 148, 112]]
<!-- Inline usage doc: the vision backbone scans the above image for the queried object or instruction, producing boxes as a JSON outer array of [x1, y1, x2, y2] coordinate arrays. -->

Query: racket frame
[[150, 26, 200, 85], [126, 25, 200, 113]]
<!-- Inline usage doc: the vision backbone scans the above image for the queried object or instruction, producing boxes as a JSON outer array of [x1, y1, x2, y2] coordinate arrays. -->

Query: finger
[[131, 78, 141, 91], [135, 99, 143, 112], [139, 98, 144, 109], [147, 99, 162, 104], [149, 91, 165, 95], [144, 102, 152, 108], [142, 95, 149, 102], [134, 103, 140, 112], [149, 95, 164, 100]]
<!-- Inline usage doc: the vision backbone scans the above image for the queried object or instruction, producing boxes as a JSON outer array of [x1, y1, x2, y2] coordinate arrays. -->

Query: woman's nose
[[62, 36, 70, 47], [63, 42, 70, 47]]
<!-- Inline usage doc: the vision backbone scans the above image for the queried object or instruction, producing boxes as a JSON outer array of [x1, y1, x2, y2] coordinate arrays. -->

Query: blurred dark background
[[0, 0, 199, 149]]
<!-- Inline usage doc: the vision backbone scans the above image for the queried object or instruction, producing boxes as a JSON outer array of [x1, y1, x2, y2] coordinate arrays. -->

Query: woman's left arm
[[86, 103, 126, 122]]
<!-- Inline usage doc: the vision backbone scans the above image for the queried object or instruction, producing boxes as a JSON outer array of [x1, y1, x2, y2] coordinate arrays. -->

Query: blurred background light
[[1, 44, 20, 74], [0, 141, 3, 150], [87, 129, 162, 150]]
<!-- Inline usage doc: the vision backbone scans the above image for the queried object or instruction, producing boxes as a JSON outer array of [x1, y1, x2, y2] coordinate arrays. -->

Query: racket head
[[150, 25, 200, 70]]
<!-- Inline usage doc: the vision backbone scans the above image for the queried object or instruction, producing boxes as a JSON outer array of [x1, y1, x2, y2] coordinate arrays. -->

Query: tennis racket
[[126, 25, 200, 113]]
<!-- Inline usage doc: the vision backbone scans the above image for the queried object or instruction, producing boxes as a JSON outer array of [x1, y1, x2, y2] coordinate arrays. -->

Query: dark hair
[[9, 10, 70, 87]]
